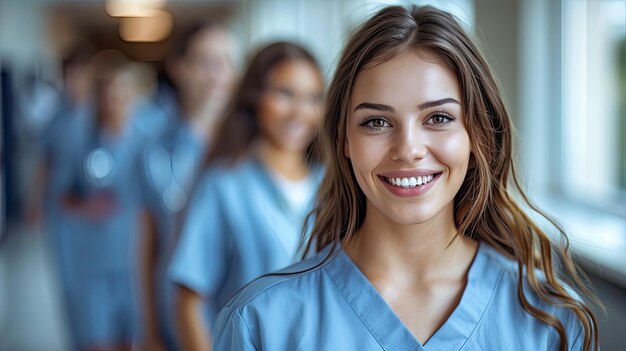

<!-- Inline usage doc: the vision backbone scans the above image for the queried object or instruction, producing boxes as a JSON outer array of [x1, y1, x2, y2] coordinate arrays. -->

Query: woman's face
[[177, 28, 234, 102], [257, 59, 323, 154], [346, 51, 470, 227], [99, 69, 137, 127]]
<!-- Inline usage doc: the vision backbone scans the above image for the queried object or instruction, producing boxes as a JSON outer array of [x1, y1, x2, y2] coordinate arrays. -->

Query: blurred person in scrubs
[[60, 51, 156, 351], [214, 6, 600, 351], [168, 42, 324, 351], [137, 23, 236, 351], [29, 44, 95, 350]]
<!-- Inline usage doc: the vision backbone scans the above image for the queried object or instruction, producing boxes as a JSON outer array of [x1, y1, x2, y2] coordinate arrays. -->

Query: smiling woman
[[213, 5, 599, 351]]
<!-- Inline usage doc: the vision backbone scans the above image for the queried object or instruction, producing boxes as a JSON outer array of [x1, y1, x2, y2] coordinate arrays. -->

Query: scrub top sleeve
[[168, 174, 229, 297], [213, 308, 258, 351]]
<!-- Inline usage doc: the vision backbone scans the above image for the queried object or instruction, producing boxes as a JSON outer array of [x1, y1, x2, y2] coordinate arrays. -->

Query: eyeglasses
[[264, 85, 322, 109]]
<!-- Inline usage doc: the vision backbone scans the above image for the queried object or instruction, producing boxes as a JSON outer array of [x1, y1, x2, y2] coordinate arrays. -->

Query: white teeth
[[385, 174, 437, 188]]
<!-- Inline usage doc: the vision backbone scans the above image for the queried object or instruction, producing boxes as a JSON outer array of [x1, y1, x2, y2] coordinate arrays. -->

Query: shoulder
[[196, 158, 261, 191], [219, 248, 335, 316], [479, 243, 584, 338], [479, 243, 521, 278]]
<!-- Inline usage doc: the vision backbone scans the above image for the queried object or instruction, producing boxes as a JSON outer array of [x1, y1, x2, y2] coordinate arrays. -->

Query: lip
[[378, 169, 442, 178], [377, 171, 442, 198]]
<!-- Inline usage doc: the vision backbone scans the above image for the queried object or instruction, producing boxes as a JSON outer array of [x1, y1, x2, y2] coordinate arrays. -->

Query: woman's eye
[[276, 88, 294, 98], [370, 119, 387, 128], [426, 113, 455, 126], [360, 118, 391, 131], [432, 115, 446, 123]]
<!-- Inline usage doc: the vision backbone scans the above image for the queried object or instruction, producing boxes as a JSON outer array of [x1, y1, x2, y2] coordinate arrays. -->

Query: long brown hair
[[206, 41, 322, 166], [304, 5, 599, 350]]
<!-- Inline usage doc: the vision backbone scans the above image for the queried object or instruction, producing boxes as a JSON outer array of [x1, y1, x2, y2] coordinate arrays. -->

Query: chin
[[380, 211, 430, 226], [379, 203, 451, 226]]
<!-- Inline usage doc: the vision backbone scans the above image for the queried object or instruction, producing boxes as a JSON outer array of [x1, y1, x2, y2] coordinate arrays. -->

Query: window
[[561, 0, 626, 214]]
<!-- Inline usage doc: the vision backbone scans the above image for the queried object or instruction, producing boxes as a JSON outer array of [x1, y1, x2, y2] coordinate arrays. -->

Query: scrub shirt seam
[[457, 268, 505, 350], [323, 268, 387, 350], [228, 270, 322, 308], [568, 322, 583, 350], [235, 309, 259, 351]]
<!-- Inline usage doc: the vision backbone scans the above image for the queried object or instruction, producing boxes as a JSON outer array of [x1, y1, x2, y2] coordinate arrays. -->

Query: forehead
[[350, 51, 460, 109], [266, 60, 322, 90], [187, 28, 231, 56]]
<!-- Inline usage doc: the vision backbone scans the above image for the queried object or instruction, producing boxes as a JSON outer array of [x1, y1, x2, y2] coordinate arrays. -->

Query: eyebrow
[[353, 102, 395, 112], [417, 98, 460, 110], [353, 98, 460, 112]]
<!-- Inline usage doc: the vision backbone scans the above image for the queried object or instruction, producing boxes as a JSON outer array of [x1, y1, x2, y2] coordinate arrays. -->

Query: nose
[[390, 125, 428, 163]]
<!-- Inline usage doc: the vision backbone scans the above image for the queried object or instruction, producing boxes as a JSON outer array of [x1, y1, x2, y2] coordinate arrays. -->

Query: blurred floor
[[0, 224, 70, 351], [588, 272, 626, 351], [0, 224, 624, 351]]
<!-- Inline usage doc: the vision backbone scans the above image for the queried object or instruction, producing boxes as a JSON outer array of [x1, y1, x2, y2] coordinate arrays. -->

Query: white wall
[[235, 0, 474, 80], [0, 0, 57, 77]]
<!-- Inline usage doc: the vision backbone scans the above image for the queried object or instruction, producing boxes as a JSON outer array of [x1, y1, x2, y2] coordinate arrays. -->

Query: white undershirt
[[268, 168, 314, 212]]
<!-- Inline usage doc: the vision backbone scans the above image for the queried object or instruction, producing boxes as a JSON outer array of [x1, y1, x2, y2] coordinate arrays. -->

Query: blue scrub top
[[168, 157, 324, 330], [41, 100, 95, 299], [214, 241, 584, 351], [67, 121, 152, 272], [42, 100, 94, 211]]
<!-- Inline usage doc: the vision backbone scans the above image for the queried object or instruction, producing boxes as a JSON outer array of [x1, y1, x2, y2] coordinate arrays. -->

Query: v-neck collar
[[247, 156, 321, 217], [242, 158, 310, 260], [324, 241, 502, 351]]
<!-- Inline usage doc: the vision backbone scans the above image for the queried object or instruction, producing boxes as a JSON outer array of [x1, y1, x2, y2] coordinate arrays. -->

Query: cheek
[[347, 132, 384, 179], [306, 104, 322, 121], [256, 98, 272, 124], [256, 97, 283, 134], [436, 132, 471, 174], [258, 97, 289, 123]]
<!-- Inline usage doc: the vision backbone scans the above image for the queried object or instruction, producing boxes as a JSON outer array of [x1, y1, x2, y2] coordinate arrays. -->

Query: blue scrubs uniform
[[42, 100, 93, 255], [168, 157, 324, 331], [138, 118, 207, 347], [214, 241, 585, 351], [64, 121, 152, 348], [40, 101, 93, 349]]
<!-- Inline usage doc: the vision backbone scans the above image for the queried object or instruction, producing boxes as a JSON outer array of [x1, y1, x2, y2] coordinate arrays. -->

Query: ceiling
[[45, 1, 239, 62]]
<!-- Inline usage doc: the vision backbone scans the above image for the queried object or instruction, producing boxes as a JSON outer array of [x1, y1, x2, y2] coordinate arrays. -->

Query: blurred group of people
[[27, 22, 324, 351]]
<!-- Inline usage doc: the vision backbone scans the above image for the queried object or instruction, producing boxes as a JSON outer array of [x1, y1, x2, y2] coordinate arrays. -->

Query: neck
[[103, 119, 125, 137], [100, 109, 125, 135], [345, 204, 477, 288], [258, 140, 309, 181]]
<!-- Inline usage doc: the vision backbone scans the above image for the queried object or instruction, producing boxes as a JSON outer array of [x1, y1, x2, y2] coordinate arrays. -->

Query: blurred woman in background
[[60, 51, 156, 351], [168, 42, 324, 351], [137, 23, 236, 351], [30, 44, 95, 350]]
